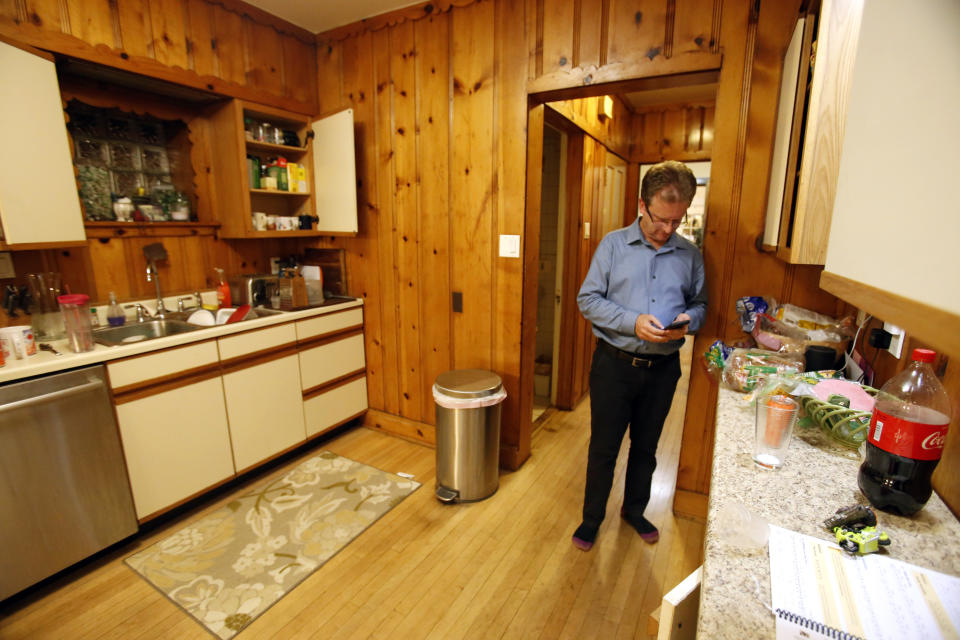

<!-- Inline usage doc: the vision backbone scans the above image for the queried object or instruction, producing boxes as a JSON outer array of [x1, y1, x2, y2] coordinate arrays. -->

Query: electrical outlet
[[856, 309, 867, 327], [883, 322, 905, 359]]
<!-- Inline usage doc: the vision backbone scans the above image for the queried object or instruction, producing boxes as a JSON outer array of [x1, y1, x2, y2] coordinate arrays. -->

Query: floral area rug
[[126, 451, 420, 639]]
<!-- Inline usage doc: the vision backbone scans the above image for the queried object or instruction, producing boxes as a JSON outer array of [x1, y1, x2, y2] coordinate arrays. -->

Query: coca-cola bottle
[[858, 348, 952, 515]]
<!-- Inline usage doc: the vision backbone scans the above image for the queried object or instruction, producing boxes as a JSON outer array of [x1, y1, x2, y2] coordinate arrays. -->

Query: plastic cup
[[753, 394, 799, 470]]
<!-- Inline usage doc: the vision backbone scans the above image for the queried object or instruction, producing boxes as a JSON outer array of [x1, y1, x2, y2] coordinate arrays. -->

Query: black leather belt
[[598, 340, 675, 368]]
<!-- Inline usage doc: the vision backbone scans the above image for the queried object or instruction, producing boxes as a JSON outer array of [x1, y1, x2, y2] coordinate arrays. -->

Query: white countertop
[[0, 297, 363, 384], [698, 387, 960, 639]]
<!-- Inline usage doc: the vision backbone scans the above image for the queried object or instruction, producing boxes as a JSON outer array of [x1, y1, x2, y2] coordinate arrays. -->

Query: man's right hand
[[634, 314, 668, 342]]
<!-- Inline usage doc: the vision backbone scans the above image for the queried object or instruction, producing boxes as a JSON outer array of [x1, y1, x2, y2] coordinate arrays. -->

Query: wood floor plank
[[0, 346, 704, 640]]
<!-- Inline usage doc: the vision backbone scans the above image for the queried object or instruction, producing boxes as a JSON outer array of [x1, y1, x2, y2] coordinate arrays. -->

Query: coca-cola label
[[869, 410, 949, 460]]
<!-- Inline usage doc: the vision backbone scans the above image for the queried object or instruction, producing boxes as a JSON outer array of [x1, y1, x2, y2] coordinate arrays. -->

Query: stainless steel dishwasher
[[0, 364, 138, 600]]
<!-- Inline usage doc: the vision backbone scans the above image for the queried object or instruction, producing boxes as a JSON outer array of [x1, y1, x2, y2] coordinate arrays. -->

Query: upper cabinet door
[[0, 38, 86, 247], [311, 109, 358, 234]]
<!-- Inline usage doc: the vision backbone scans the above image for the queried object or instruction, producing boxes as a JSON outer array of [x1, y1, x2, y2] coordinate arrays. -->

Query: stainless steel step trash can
[[433, 369, 507, 503]]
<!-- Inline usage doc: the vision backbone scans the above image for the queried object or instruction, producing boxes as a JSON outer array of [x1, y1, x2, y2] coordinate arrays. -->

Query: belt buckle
[[630, 355, 652, 368]]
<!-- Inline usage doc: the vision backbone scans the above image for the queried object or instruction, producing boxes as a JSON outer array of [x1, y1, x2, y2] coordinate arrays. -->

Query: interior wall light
[[600, 95, 614, 120]]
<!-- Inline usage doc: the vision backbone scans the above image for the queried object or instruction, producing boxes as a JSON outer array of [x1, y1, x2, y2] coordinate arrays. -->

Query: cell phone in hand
[[662, 318, 690, 331]]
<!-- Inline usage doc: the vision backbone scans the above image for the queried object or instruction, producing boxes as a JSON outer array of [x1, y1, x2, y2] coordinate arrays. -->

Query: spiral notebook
[[768, 525, 960, 640]]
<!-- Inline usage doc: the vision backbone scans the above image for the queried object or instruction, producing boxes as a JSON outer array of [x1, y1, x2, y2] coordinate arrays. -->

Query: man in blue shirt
[[573, 160, 707, 551]]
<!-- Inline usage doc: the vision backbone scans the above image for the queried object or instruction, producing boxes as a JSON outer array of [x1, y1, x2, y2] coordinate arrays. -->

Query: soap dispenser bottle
[[107, 292, 125, 327], [215, 268, 231, 309]]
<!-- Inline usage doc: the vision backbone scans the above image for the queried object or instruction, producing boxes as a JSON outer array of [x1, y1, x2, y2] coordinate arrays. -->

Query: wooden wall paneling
[[675, 0, 793, 514], [243, 20, 284, 98], [54, 245, 94, 301], [415, 12, 452, 423], [702, 103, 715, 150], [315, 39, 344, 115], [607, 0, 667, 69], [577, 0, 605, 69], [555, 130, 584, 409], [390, 19, 422, 422], [210, 3, 246, 87], [373, 26, 401, 416], [495, 0, 529, 465], [660, 108, 685, 158], [149, 0, 189, 70], [639, 110, 663, 162], [541, 0, 574, 76], [18, 0, 62, 31], [624, 162, 639, 226], [341, 30, 385, 411], [450, 0, 495, 371], [523, 103, 546, 430], [65, 0, 114, 48], [281, 34, 317, 107], [87, 238, 132, 300], [573, 136, 599, 400], [186, 0, 216, 78], [673, 0, 717, 57], [116, 0, 153, 60]]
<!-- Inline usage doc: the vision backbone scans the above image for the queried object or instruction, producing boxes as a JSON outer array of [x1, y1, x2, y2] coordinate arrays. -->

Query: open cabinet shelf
[[206, 99, 357, 239]]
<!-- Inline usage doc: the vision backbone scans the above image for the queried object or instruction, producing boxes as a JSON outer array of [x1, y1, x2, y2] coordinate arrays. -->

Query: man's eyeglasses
[[645, 207, 686, 229]]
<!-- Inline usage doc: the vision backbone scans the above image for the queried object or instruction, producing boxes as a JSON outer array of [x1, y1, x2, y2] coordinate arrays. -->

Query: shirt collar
[[629, 217, 686, 252]]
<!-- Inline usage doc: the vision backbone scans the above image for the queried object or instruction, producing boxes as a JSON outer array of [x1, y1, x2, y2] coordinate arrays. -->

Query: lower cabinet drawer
[[303, 377, 368, 438], [299, 333, 366, 391]]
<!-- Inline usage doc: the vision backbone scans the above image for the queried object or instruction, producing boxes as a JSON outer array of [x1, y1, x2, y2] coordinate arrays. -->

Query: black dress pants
[[582, 342, 682, 527]]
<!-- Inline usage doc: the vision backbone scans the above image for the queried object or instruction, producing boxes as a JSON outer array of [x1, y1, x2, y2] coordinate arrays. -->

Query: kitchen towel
[[125, 451, 419, 639]]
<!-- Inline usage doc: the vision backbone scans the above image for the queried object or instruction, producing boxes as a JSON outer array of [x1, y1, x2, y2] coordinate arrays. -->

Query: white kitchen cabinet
[[0, 37, 86, 247], [822, 0, 960, 358], [297, 308, 367, 438], [762, 0, 863, 264], [108, 342, 234, 520], [219, 323, 306, 472]]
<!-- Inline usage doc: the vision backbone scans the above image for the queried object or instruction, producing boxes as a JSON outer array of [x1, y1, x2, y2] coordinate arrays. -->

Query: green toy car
[[833, 525, 891, 554]]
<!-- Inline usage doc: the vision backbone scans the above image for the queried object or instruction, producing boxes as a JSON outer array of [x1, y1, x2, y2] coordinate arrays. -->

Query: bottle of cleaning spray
[[215, 268, 231, 309]]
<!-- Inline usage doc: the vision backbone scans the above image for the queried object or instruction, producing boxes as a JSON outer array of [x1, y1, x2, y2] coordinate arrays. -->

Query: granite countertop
[[0, 296, 363, 385], [698, 386, 960, 639]]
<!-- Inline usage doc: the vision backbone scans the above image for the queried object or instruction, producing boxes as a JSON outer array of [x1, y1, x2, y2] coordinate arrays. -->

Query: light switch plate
[[584, 222, 591, 239], [0, 252, 14, 279], [498, 234, 520, 258]]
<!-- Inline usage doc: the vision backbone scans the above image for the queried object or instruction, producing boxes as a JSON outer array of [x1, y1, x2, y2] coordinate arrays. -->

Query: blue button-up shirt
[[577, 217, 707, 355]]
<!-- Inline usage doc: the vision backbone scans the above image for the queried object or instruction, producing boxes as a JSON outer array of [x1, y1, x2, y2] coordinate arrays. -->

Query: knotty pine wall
[[0, 0, 318, 114], [4, 0, 907, 514]]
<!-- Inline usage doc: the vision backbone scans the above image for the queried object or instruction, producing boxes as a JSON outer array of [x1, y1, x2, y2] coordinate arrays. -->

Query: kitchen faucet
[[145, 261, 169, 319], [143, 243, 169, 320]]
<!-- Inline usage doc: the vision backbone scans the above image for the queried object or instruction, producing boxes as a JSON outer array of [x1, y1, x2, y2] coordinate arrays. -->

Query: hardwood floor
[[0, 345, 703, 639]]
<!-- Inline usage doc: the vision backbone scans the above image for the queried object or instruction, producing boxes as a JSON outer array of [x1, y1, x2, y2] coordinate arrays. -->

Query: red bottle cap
[[57, 294, 90, 305], [912, 348, 935, 363]]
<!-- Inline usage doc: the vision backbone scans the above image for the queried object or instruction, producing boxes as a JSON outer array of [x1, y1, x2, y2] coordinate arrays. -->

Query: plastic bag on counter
[[720, 348, 804, 393], [751, 313, 850, 360], [702, 339, 734, 382], [735, 296, 776, 332], [774, 303, 854, 335]]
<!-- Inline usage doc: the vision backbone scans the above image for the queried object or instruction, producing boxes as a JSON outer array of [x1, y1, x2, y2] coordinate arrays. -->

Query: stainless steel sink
[[93, 319, 203, 346], [165, 306, 286, 325]]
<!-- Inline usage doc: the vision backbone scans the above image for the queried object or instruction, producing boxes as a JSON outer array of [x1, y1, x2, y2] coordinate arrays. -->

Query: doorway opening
[[526, 71, 719, 429], [533, 123, 566, 423]]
